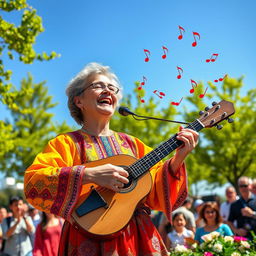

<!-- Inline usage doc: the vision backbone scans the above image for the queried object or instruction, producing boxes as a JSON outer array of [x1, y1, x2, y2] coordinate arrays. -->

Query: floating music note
[[153, 90, 165, 99], [189, 79, 198, 94], [199, 87, 208, 98], [171, 97, 183, 106], [214, 74, 227, 83], [144, 49, 150, 62], [176, 66, 183, 79], [178, 25, 185, 40], [192, 32, 200, 47], [206, 53, 219, 63], [162, 46, 168, 59], [139, 96, 145, 103], [138, 76, 147, 90]]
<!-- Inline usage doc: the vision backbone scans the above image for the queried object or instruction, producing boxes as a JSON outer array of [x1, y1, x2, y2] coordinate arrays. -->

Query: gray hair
[[238, 176, 252, 185], [66, 62, 123, 125]]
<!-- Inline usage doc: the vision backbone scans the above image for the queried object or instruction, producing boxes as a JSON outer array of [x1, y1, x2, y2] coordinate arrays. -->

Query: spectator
[[250, 178, 256, 199], [158, 197, 196, 245], [195, 201, 233, 243], [227, 176, 256, 239], [33, 212, 63, 256], [220, 186, 238, 222], [166, 212, 194, 250], [194, 199, 204, 228], [1, 196, 35, 256], [0, 206, 7, 251]]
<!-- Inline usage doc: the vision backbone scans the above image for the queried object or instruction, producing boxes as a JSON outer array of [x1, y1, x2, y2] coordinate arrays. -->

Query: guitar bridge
[[75, 186, 108, 217]]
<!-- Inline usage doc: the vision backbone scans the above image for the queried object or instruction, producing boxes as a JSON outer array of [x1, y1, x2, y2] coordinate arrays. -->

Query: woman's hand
[[170, 127, 199, 174], [83, 164, 129, 192], [176, 126, 199, 159]]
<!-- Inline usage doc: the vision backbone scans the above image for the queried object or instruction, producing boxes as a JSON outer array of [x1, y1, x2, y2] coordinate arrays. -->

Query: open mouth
[[97, 97, 112, 105]]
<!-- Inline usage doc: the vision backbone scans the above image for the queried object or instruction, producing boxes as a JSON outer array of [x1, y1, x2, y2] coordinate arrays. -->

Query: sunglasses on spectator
[[239, 184, 249, 188], [205, 210, 216, 214]]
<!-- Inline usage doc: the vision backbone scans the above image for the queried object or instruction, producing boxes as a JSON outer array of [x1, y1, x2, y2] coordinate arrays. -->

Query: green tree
[[0, 0, 59, 156], [0, 74, 71, 176], [183, 77, 256, 192]]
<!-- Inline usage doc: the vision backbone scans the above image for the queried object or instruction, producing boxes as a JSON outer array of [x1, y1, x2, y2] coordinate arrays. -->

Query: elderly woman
[[195, 201, 233, 244], [24, 63, 199, 255]]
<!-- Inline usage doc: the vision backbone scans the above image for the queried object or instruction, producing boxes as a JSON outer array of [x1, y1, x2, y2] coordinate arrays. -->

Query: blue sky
[[1, 0, 256, 128]]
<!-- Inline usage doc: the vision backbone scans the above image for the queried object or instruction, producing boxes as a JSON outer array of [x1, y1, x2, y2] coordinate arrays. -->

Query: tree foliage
[[0, 74, 71, 176], [0, 0, 59, 157]]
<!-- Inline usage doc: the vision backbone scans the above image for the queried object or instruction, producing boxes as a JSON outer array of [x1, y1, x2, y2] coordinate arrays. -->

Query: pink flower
[[234, 236, 247, 242], [204, 252, 214, 256]]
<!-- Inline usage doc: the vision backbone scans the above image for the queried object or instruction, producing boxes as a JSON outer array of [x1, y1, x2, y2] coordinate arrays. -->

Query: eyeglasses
[[79, 82, 119, 95], [205, 210, 215, 214], [239, 184, 249, 188]]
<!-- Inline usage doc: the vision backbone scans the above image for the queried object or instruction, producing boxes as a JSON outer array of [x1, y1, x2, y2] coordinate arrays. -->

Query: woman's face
[[204, 207, 217, 222], [75, 74, 120, 120]]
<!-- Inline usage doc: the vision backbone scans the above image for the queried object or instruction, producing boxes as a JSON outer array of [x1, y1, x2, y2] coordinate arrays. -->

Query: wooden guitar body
[[71, 154, 152, 236]]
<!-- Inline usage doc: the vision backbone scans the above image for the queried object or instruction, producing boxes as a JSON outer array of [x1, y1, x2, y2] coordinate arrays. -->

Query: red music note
[[162, 46, 168, 59], [192, 32, 200, 47], [214, 74, 227, 83], [199, 87, 208, 98], [189, 79, 198, 94], [138, 76, 147, 90], [139, 96, 145, 103], [171, 97, 183, 106], [153, 90, 166, 99], [206, 53, 219, 63], [144, 49, 150, 62], [178, 25, 185, 40], [176, 66, 183, 79]]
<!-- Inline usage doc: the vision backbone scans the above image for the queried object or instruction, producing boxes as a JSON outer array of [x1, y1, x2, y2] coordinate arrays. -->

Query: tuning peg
[[199, 111, 204, 115], [227, 118, 234, 123], [205, 106, 210, 111], [216, 124, 223, 130], [212, 101, 218, 106]]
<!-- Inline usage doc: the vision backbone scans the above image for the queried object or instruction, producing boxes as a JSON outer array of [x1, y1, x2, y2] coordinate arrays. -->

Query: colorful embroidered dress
[[24, 130, 188, 256]]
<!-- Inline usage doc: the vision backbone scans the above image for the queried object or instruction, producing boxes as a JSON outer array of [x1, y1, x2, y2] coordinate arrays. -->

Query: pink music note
[[199, 87, 208, 98], [139, 96, 145, 103], [171, 97, 183, 106], [189, 79, 198, 94], [162, 46, 168, 59], [144, 49, 150, 62], [178, 25, 185, 40], [192, 32, 200, 47], [153, 90, 166, 99], [176, 66, 183, 79], [214, 74, 227, 83], [206, 53, 219, 63], [138, 76, 147, 90]]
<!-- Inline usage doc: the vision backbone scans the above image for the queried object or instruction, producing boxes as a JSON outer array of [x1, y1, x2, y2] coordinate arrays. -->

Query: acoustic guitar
[[71, 100, 235, 236]]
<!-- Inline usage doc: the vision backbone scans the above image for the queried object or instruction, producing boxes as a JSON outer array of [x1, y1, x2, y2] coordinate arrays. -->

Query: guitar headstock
[[198, 100, 235, 129]]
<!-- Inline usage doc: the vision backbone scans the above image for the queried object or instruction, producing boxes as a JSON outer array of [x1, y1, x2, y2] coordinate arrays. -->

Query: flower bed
[[169, 231, 256, 256]]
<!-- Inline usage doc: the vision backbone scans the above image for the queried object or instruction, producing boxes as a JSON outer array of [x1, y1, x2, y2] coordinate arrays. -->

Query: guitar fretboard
[[128, 119, 204, 179]]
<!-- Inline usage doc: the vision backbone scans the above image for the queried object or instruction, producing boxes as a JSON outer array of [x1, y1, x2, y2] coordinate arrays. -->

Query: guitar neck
[[129, 119, 204, 179]]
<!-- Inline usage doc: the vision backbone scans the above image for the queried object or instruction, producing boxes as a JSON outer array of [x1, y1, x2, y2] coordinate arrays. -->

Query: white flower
[[201, 233, 213, 242], [211, 231, 220, 239], [213, 243, 223, 253], [191, 243, 198, 249], [224, 236, 234, 243], [231, 252, 241, 256], [174, 244, 189, 253], [240, 241, 250, 249]]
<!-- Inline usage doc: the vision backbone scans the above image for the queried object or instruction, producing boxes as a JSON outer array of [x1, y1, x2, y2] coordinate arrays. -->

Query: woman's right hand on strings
[[82, 164, 129, 192]]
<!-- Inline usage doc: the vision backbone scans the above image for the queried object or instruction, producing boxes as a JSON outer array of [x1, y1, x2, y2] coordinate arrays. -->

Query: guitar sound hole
[[123, 178, 133, 189]]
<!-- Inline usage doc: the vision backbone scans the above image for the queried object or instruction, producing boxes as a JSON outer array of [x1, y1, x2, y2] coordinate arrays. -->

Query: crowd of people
[[154, 175, 256, 251], [0, 196, 63, 256]]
